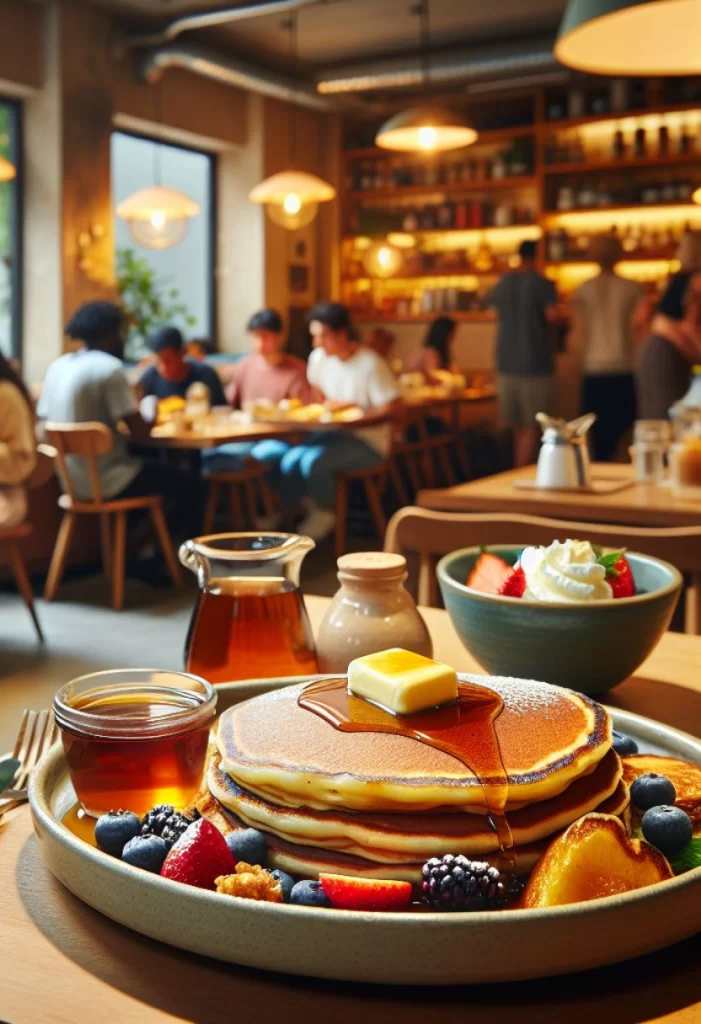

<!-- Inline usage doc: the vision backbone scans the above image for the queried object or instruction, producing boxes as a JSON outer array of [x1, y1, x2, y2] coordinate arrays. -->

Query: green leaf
[[670, 837, 701, 875], [597, 549, 625, 577], [0, 757, 19, 793]]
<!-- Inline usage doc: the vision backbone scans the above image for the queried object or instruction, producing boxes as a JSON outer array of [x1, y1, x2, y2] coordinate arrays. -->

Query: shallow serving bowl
[[438, 546, 682, 694], [29, 678, 701, 986]]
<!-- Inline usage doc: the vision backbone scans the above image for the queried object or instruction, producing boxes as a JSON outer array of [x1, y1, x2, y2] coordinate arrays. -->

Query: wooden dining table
[[2, 594, 700, 1024], [418, 462, 701, 527]]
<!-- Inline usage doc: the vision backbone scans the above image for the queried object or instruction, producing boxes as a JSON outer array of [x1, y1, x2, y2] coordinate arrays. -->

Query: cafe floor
[[0, 537, 379, 752]]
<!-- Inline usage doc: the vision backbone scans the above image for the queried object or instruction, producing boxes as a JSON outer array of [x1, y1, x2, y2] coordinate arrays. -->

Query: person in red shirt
[[201, 309, 315, 475]]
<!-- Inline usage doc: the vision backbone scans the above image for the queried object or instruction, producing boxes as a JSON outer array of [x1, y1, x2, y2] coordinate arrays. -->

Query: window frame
[[111, 128, 218, 343], [0, 97, 23, 361]]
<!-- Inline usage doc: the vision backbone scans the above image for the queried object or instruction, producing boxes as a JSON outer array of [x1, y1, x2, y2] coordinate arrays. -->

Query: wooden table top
[[2, 594, 700, 1023], [418, 462, 701, 528], [148, 411, 393, 450]]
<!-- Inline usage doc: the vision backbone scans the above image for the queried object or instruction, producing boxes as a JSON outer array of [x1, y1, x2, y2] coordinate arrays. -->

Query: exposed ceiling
[[97, 0, 569, 70]]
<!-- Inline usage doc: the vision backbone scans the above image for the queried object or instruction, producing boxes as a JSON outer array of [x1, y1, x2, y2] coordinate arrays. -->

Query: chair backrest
[[44, 422, 113, 504], [385, 506, 701, 607]]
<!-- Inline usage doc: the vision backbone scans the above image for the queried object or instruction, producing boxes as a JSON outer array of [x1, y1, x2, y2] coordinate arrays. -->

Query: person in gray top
[[38, 301, 202, 545], [488, 240, 559, 466]]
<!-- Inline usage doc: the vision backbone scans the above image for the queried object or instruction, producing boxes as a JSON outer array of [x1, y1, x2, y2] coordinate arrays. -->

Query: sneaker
[[298, 505, 337, 541]]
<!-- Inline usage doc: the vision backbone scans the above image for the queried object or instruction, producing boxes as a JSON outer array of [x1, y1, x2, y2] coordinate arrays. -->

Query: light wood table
[[2, 594, 700, 1024], [418, 462, 701, 527]]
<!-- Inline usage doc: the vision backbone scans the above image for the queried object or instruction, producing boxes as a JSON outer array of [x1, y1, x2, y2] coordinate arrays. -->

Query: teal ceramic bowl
[[437, 546, 682, 695]]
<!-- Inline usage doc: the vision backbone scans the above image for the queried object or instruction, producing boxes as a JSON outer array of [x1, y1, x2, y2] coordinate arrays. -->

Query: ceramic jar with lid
[[315, 552, 433, 673]]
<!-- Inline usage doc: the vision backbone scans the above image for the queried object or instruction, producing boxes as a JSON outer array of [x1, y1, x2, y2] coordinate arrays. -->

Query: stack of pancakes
[[198, 675, 629, 880]]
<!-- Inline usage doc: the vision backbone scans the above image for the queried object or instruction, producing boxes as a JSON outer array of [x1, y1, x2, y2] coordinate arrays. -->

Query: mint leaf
[[670, 837, 701, 875], [0, 757, 19, 793], [597, 549, 625, 576]]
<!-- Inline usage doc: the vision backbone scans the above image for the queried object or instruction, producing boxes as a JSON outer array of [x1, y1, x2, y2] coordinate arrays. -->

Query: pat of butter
[[347, 648, 458, 715]]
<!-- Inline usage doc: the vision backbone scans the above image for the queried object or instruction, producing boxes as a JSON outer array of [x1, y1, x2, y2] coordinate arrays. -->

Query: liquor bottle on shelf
[[612, 129, 626, 161], [658, 125, 670, 157], [634, 125, 647, 158], [547, 228, 569, 262], [680, 123, 693, 155]]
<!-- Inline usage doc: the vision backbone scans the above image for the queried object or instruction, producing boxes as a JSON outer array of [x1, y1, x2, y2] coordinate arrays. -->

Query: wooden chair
[[335, 462, 388, 558], [43, 422, 182, 611], [390, 435, 458, 505], [202, 460, 275, 534], [385, 505, 701, 632]]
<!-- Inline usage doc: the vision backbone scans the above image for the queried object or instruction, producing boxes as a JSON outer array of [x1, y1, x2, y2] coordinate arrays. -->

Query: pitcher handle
[[178, 540, 211, 588]]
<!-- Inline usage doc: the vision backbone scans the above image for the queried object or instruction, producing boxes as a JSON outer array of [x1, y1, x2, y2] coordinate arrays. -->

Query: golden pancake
[[208, 749, 623, 858], [217, 675, 610, 812], [622, 754, 701, 833]]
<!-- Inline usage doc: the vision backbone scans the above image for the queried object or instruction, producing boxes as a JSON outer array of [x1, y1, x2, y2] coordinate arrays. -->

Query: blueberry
[[94, 810, 141, 857], [630, 773, 676, 811], [225, 828, 268, 866], [612, 730, 638, 756], [270, 868, 295, 901], [121, 834, 169, 873], [641, 805, 693, 856], [289, 880, 331, 908]]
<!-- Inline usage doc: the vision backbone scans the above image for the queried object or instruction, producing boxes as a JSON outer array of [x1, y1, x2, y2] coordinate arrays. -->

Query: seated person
[[185, 338, 215, 361], [404, 316, 459, 383], [0, 352, 36, 528], [38, 301, 203, 542], [140, 326, 226, 407], [364, 326, 395, 362], [255, 302, 401, 541], [201, 308, 315, 475]]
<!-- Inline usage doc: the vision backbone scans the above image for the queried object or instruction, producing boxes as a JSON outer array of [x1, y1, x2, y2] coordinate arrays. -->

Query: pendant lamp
[[249, 14, 336, 230], [0, 155, 16, 182], [362, 241, 404, 278], [116, 88, 200, 250], [555, 0, 701, 76], [376, 1, 476, 153]]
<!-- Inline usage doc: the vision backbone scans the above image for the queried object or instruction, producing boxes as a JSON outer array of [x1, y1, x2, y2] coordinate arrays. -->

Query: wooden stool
[[335, 463, 387, 558], [0, 522, 43, 641], [390, 434, 457, 503], [202, 461, 275, 533], [43, 423, 182, 611]]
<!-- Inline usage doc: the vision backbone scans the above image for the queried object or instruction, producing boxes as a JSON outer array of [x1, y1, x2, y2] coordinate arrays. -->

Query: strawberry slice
[[319, 873, 413, 911], [597, 550, 635, 599], [160, 818, 236, 890], [499, 566, 526, 598], [466, 552, 513, 595]]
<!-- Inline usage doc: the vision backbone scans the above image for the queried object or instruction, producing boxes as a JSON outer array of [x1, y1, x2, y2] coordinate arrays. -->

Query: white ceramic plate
[[29, 679, 701, 986]]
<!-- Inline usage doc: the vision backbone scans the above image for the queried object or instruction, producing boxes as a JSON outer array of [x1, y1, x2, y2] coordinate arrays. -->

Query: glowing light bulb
[[150, 210, 166, 230], [377, 246, 391, 268], [283, 193, 302, 215], [417, 125, 438, 151]]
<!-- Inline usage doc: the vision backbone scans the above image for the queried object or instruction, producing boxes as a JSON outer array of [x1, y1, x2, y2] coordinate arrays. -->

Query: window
[[111, 132, 215, 352], [0, 100, 21, 359]]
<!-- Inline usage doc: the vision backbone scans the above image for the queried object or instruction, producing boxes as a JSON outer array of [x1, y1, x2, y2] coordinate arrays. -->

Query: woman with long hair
[[0, 352, 36, 526], [637, 232, 701, 418], [405, 316, 458, 382]]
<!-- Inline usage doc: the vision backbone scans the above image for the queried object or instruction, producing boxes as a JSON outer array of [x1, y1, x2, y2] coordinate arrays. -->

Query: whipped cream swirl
[[519, 540, 613, 603]]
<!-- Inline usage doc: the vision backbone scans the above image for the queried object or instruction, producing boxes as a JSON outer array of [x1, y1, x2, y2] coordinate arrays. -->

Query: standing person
[[488, 240, 559, 466], [405, 316, 458, 383], [201, 308, 315, 475], [637, 232, 701, 419], [139, 326, 226, 406], [38, 301, 202, 540], [571, 234, 647, 461], [0, 353, 36, 527], [255, 302, 401, 540]]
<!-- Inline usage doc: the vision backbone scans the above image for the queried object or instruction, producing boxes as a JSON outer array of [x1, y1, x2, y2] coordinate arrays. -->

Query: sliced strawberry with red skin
[[319, 873, 413, 911], [498, 566, 526, 598], [607, 555, 635, 598], [160, 818, 236, 890], [466, 552, 513, 595]]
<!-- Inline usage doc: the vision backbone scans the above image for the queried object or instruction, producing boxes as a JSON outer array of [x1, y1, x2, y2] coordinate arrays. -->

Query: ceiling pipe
[[121, 0, 320, 51], [137, 43, 335, 112], [315, 37, 558, 94]]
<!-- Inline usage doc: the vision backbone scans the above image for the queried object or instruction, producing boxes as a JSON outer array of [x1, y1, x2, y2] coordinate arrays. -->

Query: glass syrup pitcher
[[181, 533, 318, 684]]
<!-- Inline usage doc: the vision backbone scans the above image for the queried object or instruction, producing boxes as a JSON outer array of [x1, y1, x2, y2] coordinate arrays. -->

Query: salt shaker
[[316, 552, 433, 673]]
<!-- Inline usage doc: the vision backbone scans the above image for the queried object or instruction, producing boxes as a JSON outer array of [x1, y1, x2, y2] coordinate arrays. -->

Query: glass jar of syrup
[[54, 669, 216, 817]]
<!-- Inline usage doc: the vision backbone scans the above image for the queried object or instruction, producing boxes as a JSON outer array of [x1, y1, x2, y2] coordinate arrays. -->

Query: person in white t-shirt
[[255, 302, 401, 541]]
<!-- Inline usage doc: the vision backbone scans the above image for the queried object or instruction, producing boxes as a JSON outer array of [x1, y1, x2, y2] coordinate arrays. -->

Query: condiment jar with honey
[[53, 669, 216, 817], [316, 552, 433, 673]]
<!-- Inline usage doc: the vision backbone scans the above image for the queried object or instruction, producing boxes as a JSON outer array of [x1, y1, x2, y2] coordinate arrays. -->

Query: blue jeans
[[256, 432, 383, 509], [201, 441, 268, 474]]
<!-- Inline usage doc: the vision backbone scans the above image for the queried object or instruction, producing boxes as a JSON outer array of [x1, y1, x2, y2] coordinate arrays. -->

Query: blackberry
[[140, 804, 195, 849], [422, 855, 512, 911]]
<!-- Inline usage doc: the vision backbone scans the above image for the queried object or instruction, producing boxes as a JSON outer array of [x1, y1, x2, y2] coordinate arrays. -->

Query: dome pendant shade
[[116, 185, 200, 251], [375, 107, 477, 153], [0, 155, 16, 182], [555, 0, 701, 76], [249, 169, 336, 231]]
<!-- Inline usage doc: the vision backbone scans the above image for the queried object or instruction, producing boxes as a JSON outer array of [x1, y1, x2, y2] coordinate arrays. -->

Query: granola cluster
[[215, 862, 284, 903]]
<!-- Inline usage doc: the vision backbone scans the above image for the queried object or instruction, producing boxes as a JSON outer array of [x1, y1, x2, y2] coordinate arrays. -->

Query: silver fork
[[0, 710, 58, 815]]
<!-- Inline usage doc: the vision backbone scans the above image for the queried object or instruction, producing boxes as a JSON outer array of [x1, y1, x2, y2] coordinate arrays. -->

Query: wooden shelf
[[544, 151, 701, 175], [546, 251, 678, 268], [544, 200, 698, 218], [342, 124, 537, 159], [351, 311, 496, 324], [343, 223, 539, 241], [543, 100, 701, 133], [344, 267, 506, 282], [346, 175, 537, 200]]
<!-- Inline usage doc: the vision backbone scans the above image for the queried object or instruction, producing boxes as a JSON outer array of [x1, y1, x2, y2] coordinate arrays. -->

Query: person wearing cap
[[139, 325, 226, 406]]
